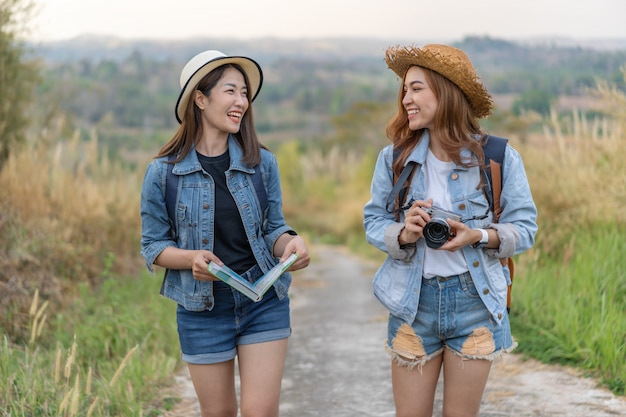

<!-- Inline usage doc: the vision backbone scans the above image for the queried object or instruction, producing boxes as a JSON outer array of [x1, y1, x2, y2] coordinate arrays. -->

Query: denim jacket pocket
[[486, 257, 510, 295], [465, 190, 493, 229], [372, 256, 417, 320], [176, 203, 190, 247], [176, 179, 205, 250]]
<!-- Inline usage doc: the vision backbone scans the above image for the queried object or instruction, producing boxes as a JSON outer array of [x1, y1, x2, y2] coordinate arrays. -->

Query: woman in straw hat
[[363, 44, 537, 417], [140, 50, 309, 417]]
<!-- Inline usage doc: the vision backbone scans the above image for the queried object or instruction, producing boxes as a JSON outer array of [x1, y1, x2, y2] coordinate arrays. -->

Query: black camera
[[422, 207, 462, 249]]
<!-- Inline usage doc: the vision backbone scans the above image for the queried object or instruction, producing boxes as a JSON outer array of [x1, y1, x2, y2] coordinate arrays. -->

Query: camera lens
[[423, 219, 450, 249]]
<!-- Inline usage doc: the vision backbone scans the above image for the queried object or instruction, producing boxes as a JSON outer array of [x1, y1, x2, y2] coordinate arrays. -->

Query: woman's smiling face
[[197, 66, 249, 135], [402, 66, 438, 131]]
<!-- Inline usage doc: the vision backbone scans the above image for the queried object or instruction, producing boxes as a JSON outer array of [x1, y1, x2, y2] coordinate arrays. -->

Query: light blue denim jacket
[[140, 135, 294, 311], [363, 131, 537, 325]]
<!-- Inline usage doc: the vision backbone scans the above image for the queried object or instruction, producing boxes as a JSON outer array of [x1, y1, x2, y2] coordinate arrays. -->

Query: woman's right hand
[[399, 199, 433, 245], [155, 247, 221, 281], [192, 250, 222, 281]]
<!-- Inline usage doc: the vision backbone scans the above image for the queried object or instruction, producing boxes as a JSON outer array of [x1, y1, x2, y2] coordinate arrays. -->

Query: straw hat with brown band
[[385, 44, 494, 119]]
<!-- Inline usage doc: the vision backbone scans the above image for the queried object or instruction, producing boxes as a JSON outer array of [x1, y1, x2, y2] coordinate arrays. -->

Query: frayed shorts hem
[[385, 338, 518, 372], [447, 338, 518, 362], [386, 343, 444, 372]]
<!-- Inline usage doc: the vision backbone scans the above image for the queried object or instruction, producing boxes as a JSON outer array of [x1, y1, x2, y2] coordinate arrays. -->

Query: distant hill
[[34, 35, 626, 94], [520, 36, 626, 52], [33, 36, 399, 64], [33, 34, 626, 64]]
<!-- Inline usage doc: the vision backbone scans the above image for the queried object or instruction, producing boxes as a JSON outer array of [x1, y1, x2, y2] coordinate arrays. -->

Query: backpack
[[390, 135, 515, 313], [164, 154, 268, 238]]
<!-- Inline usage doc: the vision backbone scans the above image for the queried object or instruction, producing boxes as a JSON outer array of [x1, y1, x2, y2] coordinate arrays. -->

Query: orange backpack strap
[[490, 158, 504, 222], [506, 257, 515, 311], [489, 158, 507, 268], [492, 158, 514, 312]]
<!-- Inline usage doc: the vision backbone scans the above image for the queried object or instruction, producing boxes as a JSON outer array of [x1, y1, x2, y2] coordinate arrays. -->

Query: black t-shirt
[[197, 150, 256, 274]]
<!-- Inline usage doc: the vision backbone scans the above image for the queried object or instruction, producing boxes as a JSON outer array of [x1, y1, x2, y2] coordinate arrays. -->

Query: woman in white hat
[[364, 44, 537, 417], [140, 50, 309, 417]]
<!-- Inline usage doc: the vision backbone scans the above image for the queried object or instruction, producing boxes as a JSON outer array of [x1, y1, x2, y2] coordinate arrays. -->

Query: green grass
[[0, 269, 181, 417], [511, 226, 626, 395]]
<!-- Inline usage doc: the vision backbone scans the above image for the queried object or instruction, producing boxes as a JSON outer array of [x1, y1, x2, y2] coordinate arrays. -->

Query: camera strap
[[386, 158, 417, 217], [388, 135, 508, 220]]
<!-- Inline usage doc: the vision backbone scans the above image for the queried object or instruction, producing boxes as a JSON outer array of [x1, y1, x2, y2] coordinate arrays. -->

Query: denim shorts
[[386, 272, 515, 368], [176, 264, 291, 365]]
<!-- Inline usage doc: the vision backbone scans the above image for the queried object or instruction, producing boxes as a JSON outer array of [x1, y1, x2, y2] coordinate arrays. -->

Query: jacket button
[[483, 289, 489, 295], [203, 203, 209, 209], [458, 203, 466, 210], [202, 238, 208, 244], [451, 173, 459, 180], [473, 261, 479, 267], [205, 301, 212, 308], [498, 313, 503, 319]]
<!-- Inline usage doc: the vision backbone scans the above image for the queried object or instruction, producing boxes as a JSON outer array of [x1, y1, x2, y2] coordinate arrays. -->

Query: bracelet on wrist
[[471, 228, 489, 249]]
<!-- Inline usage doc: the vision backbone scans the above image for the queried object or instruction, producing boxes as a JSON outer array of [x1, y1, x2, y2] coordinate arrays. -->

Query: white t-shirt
[[422, 149, 469, 278]]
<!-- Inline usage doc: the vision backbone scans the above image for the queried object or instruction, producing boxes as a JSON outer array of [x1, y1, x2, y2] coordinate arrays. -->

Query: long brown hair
[[156, 64, 266, 166], [387, 66, 485, 179]]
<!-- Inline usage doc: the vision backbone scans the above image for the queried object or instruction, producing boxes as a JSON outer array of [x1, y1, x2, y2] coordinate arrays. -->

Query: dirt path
[[160, 245, 626, 416]]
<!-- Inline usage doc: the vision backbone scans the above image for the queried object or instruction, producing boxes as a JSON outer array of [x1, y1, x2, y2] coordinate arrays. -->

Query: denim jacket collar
[[171, 134, 252, 176], [226, 134, 255, 174]]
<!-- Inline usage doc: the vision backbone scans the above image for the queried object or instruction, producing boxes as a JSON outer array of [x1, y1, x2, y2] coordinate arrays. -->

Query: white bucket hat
[[175, 50, 263, 123]]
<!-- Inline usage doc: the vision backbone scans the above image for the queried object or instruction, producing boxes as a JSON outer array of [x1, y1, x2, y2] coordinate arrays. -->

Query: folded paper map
[[207, 253, 298, 302]]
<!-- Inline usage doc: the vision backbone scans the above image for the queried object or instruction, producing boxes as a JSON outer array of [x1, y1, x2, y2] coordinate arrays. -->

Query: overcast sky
[[30, 0, 626, 43]]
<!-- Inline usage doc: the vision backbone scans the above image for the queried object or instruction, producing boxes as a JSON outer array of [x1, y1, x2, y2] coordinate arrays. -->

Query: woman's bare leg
[[441, 349, 492, 417], [188, 360, 238, 417], [237, 339, 288, 417], [392, 354, 443, 417]]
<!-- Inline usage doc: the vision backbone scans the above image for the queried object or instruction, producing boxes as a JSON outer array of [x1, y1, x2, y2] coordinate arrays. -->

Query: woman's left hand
[[437, 218, 475, 252], [280, 235, 310, 271]]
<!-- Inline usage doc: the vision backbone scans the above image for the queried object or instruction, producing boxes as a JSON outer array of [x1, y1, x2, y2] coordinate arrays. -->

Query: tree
[[511, 89, 556, 116], [0, 0, 40, 169]]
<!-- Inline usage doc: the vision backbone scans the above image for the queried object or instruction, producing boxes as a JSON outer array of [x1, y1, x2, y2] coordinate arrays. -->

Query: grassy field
[[1, 74, 625, 414], [512, 226, 626, 394], [1, 271, 180, 416]]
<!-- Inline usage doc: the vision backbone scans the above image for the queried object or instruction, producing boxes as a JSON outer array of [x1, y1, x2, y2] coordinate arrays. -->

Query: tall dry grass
[[277, 140, 376, 250], [519, 103, 625, 260], [0, 120, 144, 343]]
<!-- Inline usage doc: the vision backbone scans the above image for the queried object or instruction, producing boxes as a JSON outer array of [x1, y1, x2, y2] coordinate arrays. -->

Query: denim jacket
[[140, 135, 294, 311], [363, 131, 537, 325]]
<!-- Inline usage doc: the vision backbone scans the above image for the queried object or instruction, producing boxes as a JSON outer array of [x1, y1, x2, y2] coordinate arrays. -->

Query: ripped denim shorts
[[386, 271, 516, 368]]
